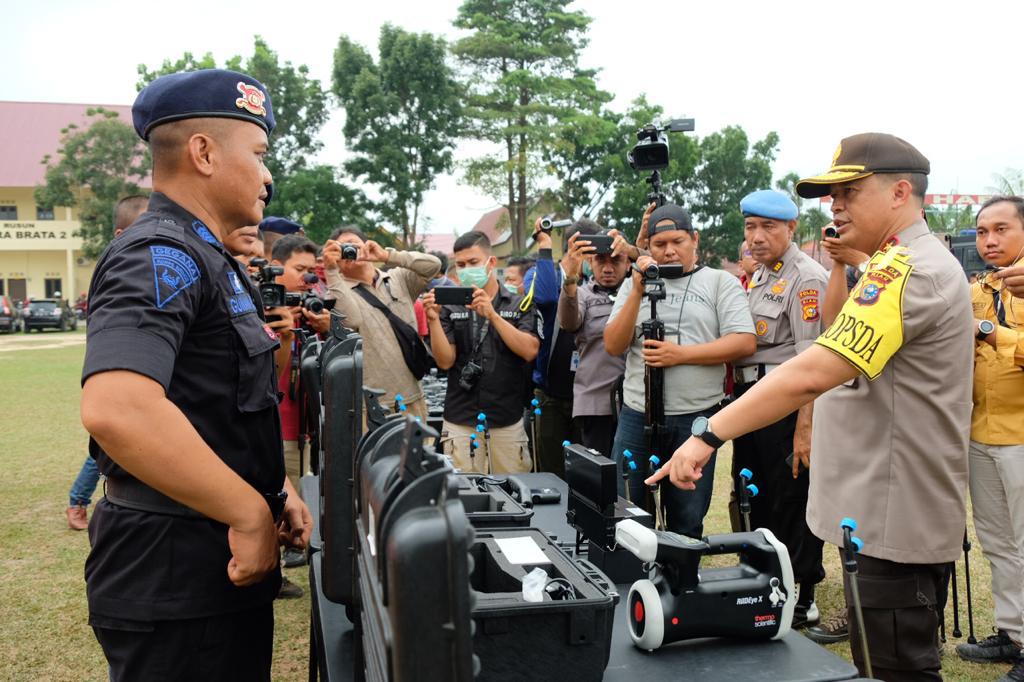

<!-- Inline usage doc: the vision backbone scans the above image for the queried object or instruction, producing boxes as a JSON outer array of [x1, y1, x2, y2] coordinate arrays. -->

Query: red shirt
[[278, 346, 299, 441]]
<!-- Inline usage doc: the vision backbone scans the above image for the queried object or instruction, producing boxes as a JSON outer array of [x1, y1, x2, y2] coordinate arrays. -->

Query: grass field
[[0, 332, 1010, 680]]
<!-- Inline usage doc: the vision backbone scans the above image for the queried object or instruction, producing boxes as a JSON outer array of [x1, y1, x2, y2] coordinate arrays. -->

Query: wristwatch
[[977, 319, 996, 341], [691, 416, 724, 449], [562, 275, 579, 287]]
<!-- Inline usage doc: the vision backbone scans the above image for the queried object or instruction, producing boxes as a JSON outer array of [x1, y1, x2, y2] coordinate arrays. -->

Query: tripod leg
[[963, 530, 976, 644], [951, 561, 962, 638]]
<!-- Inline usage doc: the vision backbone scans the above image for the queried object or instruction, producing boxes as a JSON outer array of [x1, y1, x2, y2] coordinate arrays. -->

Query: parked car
[[23, 298, 77, 332], [0, 296, 22, 333]]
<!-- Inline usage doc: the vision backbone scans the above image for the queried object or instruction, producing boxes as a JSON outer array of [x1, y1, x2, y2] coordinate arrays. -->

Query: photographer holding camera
[[603, 204, 755, 537], [423, 231, 540, 474], [558, 226, 631, 458], [322, 226, 441, 419]]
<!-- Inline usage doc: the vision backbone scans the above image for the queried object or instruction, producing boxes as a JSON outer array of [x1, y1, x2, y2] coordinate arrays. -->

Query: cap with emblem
[[740, 189, 798, 221], [259, 217, 303, 235], [648, 203, 694, 236], [132, 69, 276, 141], [796, 132, 930, 199]]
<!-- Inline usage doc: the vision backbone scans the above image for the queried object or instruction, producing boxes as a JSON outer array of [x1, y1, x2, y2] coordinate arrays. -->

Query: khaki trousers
[[283, 440, 308, 501], [441, 420, 531, 474], [969, 439, 1024, 642]]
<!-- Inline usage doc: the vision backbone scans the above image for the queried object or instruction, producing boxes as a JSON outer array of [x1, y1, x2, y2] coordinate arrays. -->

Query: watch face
[[691, 416, 709, 437], [980, 320, 995, 335]]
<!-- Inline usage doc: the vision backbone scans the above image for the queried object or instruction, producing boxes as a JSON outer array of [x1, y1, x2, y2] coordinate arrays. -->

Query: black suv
[[0, 296, 22, 333], [23, 298, 77, 333]]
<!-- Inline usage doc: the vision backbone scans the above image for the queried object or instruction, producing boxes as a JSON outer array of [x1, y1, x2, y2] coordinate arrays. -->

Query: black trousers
[[92, 604, 274, 682], [844, 552, 945, 681], [576, 414, 617, 460], [731, 383, 824, 588], [533, 388, 580, 478]]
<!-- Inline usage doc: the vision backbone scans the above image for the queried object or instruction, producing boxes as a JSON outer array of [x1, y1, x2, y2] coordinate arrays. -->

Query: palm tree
[[988, 168, 1024, 196]]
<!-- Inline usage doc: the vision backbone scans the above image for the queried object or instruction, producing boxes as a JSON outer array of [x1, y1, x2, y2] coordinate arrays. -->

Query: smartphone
[[584, 234, 614, 255], [784, 452, 806, 473], [434, 286, 475, 306]]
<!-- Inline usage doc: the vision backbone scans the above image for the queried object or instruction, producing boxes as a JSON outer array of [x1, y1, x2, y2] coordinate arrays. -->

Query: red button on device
[[634, 599, 645, 623]]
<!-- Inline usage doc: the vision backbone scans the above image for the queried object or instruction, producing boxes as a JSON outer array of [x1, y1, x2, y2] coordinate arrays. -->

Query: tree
[[332, 25, 463, 247], [925, 204, 976, 235], [775, 171, 831, 246], [138, 37, 331, 179], [270, 165, 382, 245], [596, 97, 700, 241], [35, 108, 151, 258], [543, 107, 622, 218], [691, 127, 779, 265], [452, 0, 610, 252], [989, 168, 1024, 196]]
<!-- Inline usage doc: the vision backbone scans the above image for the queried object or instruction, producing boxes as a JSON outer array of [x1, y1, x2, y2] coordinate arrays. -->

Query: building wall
[[0, 186, 92, 300]]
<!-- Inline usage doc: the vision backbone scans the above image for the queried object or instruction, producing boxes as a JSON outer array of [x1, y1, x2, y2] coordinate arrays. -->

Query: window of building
[[0, 280, 5, 296], [45, 278, 63, 298], [36, 206, 55, 220], [0, 205, 16, 220]]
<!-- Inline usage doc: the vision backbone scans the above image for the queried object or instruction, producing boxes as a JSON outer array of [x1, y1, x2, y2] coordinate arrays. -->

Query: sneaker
[[998, 655, 1024, 682], [283, 547, 307, 569], [957, 630, 1020, 664], [66, 505, 88, 531], [805, 609, 849, 644], [791, 601, 820, 629], [277, 576, 304, 600]]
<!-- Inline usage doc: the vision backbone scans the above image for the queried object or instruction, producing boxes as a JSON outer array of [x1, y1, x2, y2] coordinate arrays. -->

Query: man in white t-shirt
[[604, 203, 756, 537]]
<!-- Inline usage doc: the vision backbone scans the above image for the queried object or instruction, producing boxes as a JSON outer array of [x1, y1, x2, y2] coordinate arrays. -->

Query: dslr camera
[[250, 258, 330, 313], [458, 360, 484, 391]]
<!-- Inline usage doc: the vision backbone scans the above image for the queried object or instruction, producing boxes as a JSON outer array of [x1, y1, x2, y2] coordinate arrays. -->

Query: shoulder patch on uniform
[[150, 245, 200, 309], [192, 220, 220, 246]]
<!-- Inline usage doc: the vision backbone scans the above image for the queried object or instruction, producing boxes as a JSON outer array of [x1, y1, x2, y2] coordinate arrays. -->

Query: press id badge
[[570, 350, 580, 372]]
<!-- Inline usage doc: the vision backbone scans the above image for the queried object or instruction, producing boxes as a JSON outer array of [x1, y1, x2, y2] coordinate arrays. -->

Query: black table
[[306, 472, 859, 681]]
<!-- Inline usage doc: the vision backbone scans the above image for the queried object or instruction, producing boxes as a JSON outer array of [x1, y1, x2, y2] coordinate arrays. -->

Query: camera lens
[[341, 244, 359, 260], [304, 297, 325, 314], [824, 226, 838, 239]]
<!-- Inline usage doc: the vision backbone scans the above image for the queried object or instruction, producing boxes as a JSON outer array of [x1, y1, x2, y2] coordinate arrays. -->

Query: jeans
[[611, 405, 718, 538], [69, 456, 101, 507]]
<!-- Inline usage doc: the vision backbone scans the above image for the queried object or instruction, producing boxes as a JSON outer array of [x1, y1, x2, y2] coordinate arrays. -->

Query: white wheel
[[626, 579, 664, 650]]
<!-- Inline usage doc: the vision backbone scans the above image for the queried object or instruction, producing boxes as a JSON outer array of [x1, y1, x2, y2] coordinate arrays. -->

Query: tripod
[[640, 272, 668, 528]]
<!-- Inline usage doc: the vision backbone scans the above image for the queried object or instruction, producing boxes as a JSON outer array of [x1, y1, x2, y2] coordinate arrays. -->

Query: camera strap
[[992, 289, 1008, 328], [352, 283, 432, 380], [470, 312, 490, 361]]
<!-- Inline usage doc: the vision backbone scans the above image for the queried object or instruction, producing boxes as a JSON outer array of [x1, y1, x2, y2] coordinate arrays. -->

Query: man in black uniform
[[79, 69, 311, 681], [422, 231, 541, 474]]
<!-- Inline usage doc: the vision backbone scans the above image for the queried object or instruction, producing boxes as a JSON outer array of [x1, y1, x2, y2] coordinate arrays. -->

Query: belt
[[734, 363, 780, 386], [105, 477, 287, 523]]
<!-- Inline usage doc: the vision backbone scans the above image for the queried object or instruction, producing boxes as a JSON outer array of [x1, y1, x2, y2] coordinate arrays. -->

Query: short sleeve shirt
[[808, 220, 972, 564], [81, 192, 284, 620], [609, 267, 754, 415], [439, 286, 540, 427], [740, 242, 828, 365]]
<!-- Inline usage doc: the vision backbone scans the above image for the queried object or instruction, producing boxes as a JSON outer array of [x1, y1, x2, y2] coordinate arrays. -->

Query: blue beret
[[259, 217, 303, 235], [132, 69, 275, 140], [740, 189, 798, 221]]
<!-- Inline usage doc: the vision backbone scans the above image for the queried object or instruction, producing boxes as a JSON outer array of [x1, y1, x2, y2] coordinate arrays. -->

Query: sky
[[3, 0, 1021, 235]]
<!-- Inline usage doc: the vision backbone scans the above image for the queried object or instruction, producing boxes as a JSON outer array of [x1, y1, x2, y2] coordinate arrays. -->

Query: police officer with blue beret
[[80, 69, 311, 681], [259, 215, 303, 254], [730, 189, 828, 629]]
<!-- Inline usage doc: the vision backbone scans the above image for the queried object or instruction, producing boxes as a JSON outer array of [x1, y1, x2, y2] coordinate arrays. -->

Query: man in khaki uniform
[[650, 132, 972, 681], [732, 189, 828, 629], [322, 227, 441, 419]]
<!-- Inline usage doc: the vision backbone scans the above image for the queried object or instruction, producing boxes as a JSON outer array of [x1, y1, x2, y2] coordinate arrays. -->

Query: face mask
[[504, 283, 520, 295], [458, 265, 490, 289], [582, 262, 593, 278]]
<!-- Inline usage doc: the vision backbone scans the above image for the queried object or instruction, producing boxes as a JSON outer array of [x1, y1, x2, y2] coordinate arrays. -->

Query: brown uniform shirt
[[325, 249, 440, 416], [808, 220, 972, 564], [740, 242, 828, 366]]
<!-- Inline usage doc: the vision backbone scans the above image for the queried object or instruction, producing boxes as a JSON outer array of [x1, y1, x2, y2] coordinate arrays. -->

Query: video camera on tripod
[[627, 119, 695, 208]]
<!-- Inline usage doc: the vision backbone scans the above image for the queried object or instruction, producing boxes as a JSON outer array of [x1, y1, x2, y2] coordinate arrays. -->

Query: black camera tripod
[[640, 269, 668, 528]]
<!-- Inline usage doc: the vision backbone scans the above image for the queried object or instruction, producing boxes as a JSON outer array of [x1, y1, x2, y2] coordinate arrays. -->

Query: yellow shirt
[[971, 274, 1024, 445]]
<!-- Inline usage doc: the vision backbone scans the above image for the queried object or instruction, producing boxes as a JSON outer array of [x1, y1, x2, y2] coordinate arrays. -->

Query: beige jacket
[[325, 249, 441, 415]]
